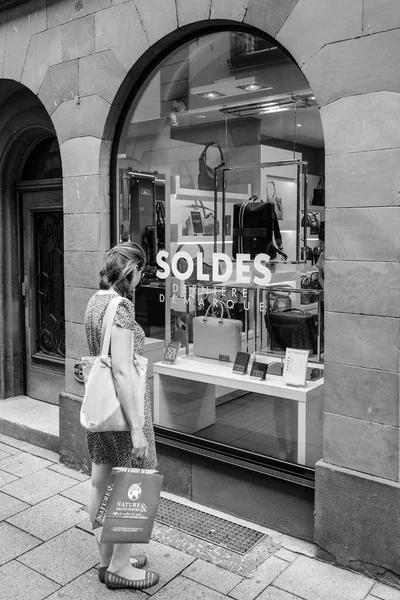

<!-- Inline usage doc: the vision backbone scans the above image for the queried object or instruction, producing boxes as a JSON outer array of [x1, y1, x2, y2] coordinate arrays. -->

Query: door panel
[[22, 190, 64, 404]]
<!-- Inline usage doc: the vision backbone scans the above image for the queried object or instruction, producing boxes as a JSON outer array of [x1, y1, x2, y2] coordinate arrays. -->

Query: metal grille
[[156, 498, 265, 555]]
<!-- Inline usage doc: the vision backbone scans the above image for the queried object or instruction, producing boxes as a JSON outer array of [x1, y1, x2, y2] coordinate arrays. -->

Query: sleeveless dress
[[84, 290, 157, 468]]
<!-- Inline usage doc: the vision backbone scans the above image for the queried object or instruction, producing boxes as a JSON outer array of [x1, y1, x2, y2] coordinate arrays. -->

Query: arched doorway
[[17, 136, 64, 404]]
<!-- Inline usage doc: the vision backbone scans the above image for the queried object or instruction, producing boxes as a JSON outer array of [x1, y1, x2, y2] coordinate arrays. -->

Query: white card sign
[[282, 348, 309, 387]]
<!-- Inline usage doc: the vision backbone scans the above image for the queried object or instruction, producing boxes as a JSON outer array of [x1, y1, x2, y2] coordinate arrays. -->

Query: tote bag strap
[[100, 296, 123, 356]]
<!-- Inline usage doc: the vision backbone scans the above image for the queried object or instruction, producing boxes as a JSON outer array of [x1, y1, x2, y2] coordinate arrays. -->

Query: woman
[[84, 242, 159, 590]]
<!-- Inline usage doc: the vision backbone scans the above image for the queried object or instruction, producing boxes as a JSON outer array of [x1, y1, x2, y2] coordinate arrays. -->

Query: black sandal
[[105, 569, 159, 590], [98, 555, 147, 584]]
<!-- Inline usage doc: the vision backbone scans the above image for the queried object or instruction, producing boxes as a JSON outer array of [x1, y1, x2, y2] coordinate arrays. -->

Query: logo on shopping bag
[[128, 482, 142, 501]]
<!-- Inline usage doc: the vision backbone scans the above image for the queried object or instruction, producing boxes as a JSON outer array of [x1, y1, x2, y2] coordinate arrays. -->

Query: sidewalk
[[0, 433, 398, 600]]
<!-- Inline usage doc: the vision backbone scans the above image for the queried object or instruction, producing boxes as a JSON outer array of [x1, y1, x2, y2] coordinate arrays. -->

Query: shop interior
[[116, 31, 325, 467]]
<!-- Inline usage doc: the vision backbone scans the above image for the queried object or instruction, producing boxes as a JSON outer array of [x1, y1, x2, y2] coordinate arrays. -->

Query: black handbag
[[301, 211, 319, 235], [265, 308, 317, 354], [232, 196, 286, 260], [311, 174, 325, 206], [198, 142, 225, 191]]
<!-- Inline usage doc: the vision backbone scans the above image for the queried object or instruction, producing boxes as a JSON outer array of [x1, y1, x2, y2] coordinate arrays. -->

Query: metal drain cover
[[155, 498, 265, 555]]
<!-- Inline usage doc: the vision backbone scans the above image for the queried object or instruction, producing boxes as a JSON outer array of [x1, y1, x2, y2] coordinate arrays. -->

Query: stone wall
[[0, 0, 398, 579]]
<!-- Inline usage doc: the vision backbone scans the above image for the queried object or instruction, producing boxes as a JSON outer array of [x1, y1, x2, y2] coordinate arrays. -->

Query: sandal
[[98, 555, 147, 584], [105, 569, 159, 590]]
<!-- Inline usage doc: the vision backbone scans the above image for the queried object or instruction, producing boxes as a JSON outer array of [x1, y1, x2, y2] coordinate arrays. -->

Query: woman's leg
[[88, 462, 115, 567]]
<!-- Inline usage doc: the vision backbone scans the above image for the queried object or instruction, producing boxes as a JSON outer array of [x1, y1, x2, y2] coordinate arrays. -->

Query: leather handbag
[[265, 307, 317, 354], [269, 286, 292, 312], [311, 174, 325, 206], [193, 301, 242, 362], [301, 212, 319, 235], [232, 196, 286, 260], [267, 181, 283, 220], [198, 142, 225, 191], [80, 296, 147, 432]]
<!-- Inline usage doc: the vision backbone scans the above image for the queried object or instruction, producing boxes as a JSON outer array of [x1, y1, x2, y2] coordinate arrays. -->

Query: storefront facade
[[0, 0, 399, 585]]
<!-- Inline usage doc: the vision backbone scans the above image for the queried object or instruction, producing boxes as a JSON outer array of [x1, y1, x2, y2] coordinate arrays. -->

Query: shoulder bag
[[311, 174, 325, 206], [265, 306, 317, 354], [193, 300, 242, 362], [267, 180, 283, 220], [198, 142, 225, 191], [80, 296, 147, 432]]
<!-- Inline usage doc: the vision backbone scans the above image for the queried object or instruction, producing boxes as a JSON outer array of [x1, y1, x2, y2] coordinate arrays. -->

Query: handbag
[[267, 181, 283, 220], [198, 142, 225, 191], [193, 301, 242, 362], [269, 286, 292, 312], [80, 296, 147, 432], [93, 466, 163, 544], [301, 211, 319, 235], [311, 174, 325, 206], [232, 196, 286, 259], [300, 245, 314, 264], [265, 307, 317, 354], [176, 243, 213, 284]]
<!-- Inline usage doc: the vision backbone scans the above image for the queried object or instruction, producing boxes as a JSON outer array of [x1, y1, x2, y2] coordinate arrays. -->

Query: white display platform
[[153, 355, 323, 465]]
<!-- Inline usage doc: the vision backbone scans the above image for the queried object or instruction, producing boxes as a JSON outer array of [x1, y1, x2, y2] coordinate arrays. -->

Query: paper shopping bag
[[93, 468, 163, 544]]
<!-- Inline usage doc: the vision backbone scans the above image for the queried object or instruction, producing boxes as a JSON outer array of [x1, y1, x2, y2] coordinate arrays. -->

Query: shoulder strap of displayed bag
[[100, 296, 123, 356]]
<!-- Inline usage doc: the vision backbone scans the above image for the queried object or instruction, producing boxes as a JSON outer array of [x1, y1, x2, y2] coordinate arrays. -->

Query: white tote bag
[[80, 296, 147, 432]]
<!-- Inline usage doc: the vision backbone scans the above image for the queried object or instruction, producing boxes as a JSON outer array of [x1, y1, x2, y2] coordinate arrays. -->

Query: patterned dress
[[84, 290, 157, 468]]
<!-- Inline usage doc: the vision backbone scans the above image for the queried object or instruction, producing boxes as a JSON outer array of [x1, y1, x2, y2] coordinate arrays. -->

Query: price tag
[[250, 361, 268, 380], [233, 352, 250, 375], [163, 342, 181, 364], [282, 348, 309, 387]]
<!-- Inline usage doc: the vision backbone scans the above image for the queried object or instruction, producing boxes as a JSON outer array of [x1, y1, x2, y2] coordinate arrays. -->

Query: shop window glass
[[116, 30, 325, 468]]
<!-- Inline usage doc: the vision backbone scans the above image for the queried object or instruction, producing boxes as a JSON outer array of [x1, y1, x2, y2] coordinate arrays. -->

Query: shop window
[[115, 29, 325, 469]]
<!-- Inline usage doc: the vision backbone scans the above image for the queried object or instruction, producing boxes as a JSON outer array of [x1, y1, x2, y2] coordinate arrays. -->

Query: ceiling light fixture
[[236, 81, 270, 93], [199, 90, 226, 100], [191, 76, 272, 99], [296, 123, 303, 127], [221, 94, 313, 118]]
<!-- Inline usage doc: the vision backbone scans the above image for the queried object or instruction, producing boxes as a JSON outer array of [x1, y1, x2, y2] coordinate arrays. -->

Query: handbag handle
[[199, 142, 225, 167], [177, 242, 204, 254], [203, 300, 230, 323], [100, 296, 123, 356], [266, 180, 277, 201]]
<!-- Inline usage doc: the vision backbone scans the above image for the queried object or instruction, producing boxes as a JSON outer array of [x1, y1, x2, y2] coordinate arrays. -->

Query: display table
[[153, 355, 323, 465]]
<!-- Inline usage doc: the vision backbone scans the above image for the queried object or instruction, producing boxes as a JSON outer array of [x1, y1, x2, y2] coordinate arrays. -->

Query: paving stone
[[273, 555, 374, 600], [325, 312, 399, 372], [0, 435, 59, 461], [19, 527, 99, 585], [322, 92, 400, 156], [146, 575, 228, 599], [177, 0, 211, 27], [62, 14, 95, 61], [21, 26, 63, 94], [75, 517, 93, 534], [0, 468, 19, 487], [60, 136, 103, 177], [210, 0, 248, 21], [60, 478, 92, 505], [38, 59, 79, 116], [277, 535, 316, 558], [0, 561, 59, 600], [245, 0, 299, 37], [258, 587, 302, 600], [230, 556, 289, 600], [0, 468, 78, 505], [0, 522, 41, 565], [183, 558, 242, 594], [0, 491, 29, 521], [0, 452, 52, 478], [45, 567, 148, 598], [0, 441, 21, 455], [47, 463, 89, 482], [277, 0, 362, 67], [79, 50, 127, 104], [129, 538, 195, 595], [0, 449, 11, 460], [370, 583, 400, 599], [95, 2, 149, 71], [7, 494, 87, 541], [273, 549, 299, 562]]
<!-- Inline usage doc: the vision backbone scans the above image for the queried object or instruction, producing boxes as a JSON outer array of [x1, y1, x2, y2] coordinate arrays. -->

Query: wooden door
[[22, 189, 64, 404]]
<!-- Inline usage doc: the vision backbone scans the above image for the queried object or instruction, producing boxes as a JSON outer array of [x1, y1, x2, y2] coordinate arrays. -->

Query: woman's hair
[[99, 242, 146, 297]]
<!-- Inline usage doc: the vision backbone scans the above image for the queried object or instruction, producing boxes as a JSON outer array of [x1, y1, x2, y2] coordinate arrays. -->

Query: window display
[[114, 29, 325, 467]]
